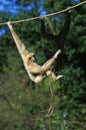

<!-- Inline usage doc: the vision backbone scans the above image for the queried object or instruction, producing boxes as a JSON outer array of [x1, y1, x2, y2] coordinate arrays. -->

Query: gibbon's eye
[[29, 56, 32, 59], [32, 54, 35, 57]]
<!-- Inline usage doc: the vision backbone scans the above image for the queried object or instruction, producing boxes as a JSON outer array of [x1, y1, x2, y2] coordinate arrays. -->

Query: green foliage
[[0, 0, 86, 130]]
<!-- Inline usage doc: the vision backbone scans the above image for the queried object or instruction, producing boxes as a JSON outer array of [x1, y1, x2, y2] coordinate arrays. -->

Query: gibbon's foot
[[56, 75, 63, 80], [7, 21, 12, 29], [54, 49, 61, 59]]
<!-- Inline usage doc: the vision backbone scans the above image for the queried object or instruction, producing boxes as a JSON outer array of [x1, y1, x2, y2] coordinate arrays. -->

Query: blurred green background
[[0, 0, 86, 130]]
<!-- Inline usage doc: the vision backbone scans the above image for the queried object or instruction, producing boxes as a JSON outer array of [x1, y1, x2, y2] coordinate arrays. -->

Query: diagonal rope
[[0, 1, 86, 26], [45, 73, 54, 118], [45, 17, 56, 35]]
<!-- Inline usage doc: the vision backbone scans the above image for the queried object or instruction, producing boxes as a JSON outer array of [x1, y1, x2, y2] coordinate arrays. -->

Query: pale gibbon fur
[[7, 21, 62, 83]]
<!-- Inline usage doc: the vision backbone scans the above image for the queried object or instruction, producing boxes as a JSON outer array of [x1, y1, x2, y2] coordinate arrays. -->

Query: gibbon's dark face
[[28, 53, 35, 61]]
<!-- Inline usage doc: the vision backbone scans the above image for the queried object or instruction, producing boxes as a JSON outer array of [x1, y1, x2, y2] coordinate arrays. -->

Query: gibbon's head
[[27, 53, 35, 61]]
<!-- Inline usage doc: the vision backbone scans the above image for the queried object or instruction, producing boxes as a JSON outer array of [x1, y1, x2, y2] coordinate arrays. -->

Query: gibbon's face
[[28, 53, 35, 61]]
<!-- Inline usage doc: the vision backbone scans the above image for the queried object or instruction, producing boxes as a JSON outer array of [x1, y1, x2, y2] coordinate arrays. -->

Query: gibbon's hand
[[7, 21, 12, 29], [39, 15, 46, 19], [67, 6, 71, 13], [54, 49, 61, 59]]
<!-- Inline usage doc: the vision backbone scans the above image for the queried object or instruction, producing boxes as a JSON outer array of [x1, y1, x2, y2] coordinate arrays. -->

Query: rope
[[45, 17, 56, 35], [0, 1, 86, 26], [45, 74, 54, 117]]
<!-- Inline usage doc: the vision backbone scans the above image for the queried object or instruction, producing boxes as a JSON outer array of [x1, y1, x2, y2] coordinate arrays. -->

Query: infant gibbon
[[7, 21, 62, 83]]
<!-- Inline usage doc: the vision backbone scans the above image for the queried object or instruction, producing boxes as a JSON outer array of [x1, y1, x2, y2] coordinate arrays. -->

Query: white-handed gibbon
[[7, 21, 62, 83]]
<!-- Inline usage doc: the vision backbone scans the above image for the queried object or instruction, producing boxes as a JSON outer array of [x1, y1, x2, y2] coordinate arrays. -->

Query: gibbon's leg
[[34, 75, 46, 83], [41, 49, 61, 71], [46, 70, 63, 80], [7, 21, 29, 60], [28, 72, 46, 83]]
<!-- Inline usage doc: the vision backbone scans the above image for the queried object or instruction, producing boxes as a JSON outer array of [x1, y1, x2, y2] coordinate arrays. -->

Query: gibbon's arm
[[57, 12, 71, 41], [7, 21, 29, 60]]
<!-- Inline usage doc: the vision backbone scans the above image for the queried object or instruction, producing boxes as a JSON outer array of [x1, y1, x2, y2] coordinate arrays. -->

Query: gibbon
[[7, 21, 62, 83], [40, 10, 71, 72], [40, 11, 71, 59]]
